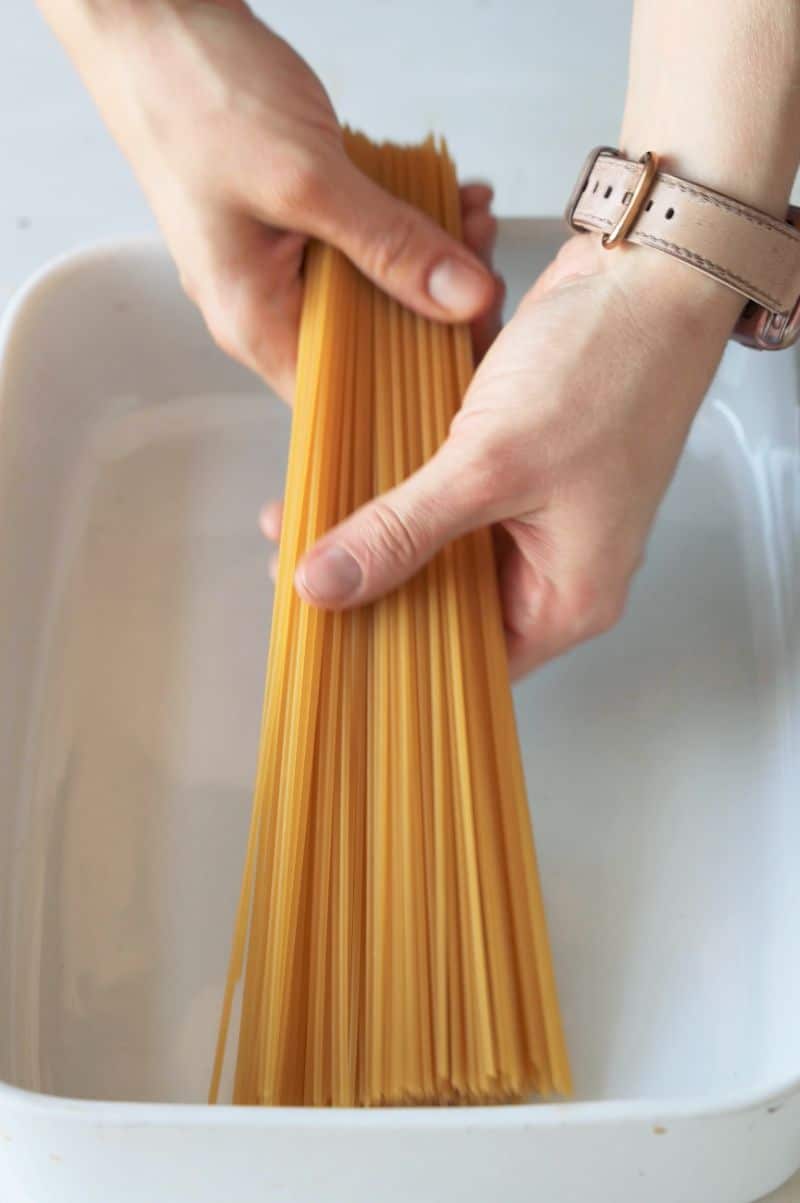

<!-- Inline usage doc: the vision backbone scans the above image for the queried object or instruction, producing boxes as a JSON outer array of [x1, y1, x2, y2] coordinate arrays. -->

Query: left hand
[[43, 0, 498, 402]]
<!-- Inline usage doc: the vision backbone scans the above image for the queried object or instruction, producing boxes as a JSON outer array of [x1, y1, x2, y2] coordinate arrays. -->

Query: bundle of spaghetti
[[210, 131, 571, 1107]]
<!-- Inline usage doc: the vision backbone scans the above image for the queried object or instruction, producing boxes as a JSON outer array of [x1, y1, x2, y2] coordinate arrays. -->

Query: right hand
[[289, 235, 740, 678], [62, 0, 498, 399]]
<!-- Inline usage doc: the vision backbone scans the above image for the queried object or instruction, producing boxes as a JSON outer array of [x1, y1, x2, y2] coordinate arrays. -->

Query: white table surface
[[1, 3, 798, 1199]]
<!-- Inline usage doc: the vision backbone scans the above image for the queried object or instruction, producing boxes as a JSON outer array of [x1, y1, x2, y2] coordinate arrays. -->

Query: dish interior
[[0, 232, 798, 1106]]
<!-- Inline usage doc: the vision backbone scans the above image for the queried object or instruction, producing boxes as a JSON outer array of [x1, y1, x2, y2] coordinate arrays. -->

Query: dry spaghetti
[[210, 132, 571, 1107]]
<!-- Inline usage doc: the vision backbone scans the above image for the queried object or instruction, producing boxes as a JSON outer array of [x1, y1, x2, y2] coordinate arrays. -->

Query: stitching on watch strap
[[656, 176, 800, 244], [571, 152, 800, 316], [634, 233, 784, 311]]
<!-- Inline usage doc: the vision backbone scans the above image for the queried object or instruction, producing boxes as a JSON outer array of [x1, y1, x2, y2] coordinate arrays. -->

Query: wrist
[[561, 228, 744, 347], [604, 248, 737, 424], [609, 241, 743, 340]]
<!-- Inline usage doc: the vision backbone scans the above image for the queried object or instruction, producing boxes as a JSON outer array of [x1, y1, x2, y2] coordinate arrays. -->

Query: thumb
[[295, 440, 486, 608], [314, 158, 495, 322]]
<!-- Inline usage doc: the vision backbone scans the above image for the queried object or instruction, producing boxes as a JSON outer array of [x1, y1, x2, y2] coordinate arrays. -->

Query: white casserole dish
[[0, 228, 798, 1203]]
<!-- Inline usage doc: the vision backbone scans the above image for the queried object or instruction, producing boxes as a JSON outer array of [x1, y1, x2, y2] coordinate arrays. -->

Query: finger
[[471, 271, 505, 361], [460, 182, 494, 213], [499, 541, 567, 678], [499, 524, 629, 680], [312, 157, 495, 323], [187, 216, 304, 404], [268, 551, 280, 583], [462, 211, 498, 267], [294, 438, 487, 608], [259, 499, 284, 542], [461, 207, 502, 359]]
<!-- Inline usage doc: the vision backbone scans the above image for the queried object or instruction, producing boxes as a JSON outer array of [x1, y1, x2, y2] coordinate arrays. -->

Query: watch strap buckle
[[565, 150, 800, 352]]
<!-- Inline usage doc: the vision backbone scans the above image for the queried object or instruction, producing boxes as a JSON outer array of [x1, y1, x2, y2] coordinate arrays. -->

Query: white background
[[1, 3, 798, 1199], [1, 0, 634, 307]]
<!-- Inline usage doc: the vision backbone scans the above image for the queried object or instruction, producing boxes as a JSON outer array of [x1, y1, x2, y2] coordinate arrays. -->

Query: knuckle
[[468, 457, 508, 514], [592, 590, 627, 636], [202, 267, 295, 398], [231, 277, 266, 359], [275, 149, 326, 215], [449, 418, 527, 515], [362, 500, 421, 570], [204, 271, 265, 364], [178, 266, 201, 307], [362, 211, 420, 281], [204, 304, 239, 361], [562, 577, 626, 640]]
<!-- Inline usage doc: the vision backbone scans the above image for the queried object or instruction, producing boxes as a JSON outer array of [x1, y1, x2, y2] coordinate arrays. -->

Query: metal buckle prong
[[602, 151, 659, 249]]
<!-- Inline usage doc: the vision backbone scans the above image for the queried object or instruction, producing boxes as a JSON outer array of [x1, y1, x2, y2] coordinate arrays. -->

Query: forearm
[[621, 0, 800, 217], [35, 0, 148, 57], [35, 0, 169, 139]]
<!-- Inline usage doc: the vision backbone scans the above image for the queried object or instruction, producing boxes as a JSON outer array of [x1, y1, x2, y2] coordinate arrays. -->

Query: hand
[[290, 235, 742, 678], [51, 0, 497, 400], [259, 177, 503, 566]]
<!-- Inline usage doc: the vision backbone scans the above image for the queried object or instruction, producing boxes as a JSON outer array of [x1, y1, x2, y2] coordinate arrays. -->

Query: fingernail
[[297, 545, 362, 603], [428, 257, 490, 315]]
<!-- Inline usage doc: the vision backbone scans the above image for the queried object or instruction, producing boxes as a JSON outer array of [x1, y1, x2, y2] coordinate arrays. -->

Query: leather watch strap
[[566, 148, 800, 349]]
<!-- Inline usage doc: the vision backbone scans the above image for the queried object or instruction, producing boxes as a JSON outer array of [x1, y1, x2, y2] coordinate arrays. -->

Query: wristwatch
[[565, 146, 800, 350]]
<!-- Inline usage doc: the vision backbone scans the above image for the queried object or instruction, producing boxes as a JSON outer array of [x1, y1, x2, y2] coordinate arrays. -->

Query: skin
[[38, 0, 800, 677]]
